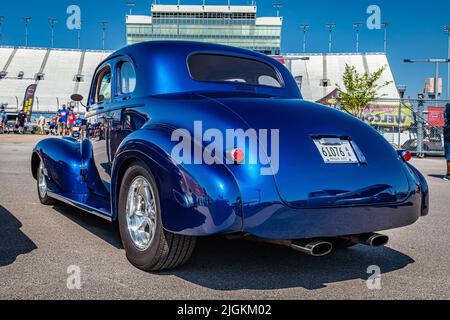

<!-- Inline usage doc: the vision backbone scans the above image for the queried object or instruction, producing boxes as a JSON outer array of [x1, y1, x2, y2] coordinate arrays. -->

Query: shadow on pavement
[[52, 203, 123, 249], [165, 236, 415, 291], [0, 205, 37, 267], [48, 203, 415, 291]]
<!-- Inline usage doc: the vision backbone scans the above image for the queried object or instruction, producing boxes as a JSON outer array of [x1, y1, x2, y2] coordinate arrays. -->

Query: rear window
[[188, 54, 283, 88]]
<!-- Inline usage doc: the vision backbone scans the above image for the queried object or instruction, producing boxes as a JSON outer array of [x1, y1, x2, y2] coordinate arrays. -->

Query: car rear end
[[212, 98, 428, 241]]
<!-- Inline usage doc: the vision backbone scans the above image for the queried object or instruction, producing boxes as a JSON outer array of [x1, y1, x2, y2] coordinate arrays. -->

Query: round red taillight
[[231, 148, 245, 164], [402, 151, 412, 162]]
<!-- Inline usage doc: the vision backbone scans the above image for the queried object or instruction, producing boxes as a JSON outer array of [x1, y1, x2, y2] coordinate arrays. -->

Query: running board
[[48, 192, 113, 222]]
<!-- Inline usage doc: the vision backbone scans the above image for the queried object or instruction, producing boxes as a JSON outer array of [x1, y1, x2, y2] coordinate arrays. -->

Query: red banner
[[428, 106, 445, 127]]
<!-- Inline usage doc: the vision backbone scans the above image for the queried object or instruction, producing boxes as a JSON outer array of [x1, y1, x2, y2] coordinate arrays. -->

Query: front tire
[[36, 159, 55, 205], [118, 163, 196, 271]]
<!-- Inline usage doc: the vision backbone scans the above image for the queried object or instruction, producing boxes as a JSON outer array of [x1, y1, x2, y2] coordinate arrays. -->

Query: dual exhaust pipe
[[236, 232, 389, 257], [279, 233, 389, 257]]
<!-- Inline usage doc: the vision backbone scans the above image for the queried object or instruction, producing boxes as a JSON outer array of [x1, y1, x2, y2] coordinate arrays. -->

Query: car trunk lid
[[211, 97, 411, 209]]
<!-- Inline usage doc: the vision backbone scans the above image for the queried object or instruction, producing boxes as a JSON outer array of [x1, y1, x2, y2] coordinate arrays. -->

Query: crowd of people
[[0, 104, 82, 136], [39, 104, 82, 136]]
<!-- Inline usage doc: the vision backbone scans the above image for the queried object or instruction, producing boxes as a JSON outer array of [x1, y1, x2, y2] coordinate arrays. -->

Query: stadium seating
[[287, 52, 400, 102], [0, 46, 112, 113], [0, 46, 400, 113]]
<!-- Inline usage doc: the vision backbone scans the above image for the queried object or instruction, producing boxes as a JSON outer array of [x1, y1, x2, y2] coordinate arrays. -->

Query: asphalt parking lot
[[0, 134, 449, 300]]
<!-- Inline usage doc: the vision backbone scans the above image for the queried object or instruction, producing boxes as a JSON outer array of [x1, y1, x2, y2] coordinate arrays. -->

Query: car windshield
[[188, 54, 283, 88]]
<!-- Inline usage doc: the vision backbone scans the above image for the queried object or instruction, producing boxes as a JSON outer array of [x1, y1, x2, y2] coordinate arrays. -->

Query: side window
[[95, 66, 112, 104], [117, 61, 136, 95]]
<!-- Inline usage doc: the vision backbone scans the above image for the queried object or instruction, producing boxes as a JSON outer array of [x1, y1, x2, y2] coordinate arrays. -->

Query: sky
[[0, 0, 450, 99]]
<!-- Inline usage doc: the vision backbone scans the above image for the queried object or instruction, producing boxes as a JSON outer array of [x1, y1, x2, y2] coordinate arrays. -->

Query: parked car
[[402, 138, 444, 155], [31, 41, 429, 271], [25, 121, 38, 134], [5, 120, 16, 133], [4, 119, 37, 134]]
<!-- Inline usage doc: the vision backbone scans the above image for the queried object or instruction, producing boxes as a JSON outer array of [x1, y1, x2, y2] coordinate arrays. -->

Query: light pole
[[127, 2, 136, 15], [300, 24, 310, 53], [273, 1, 283, 17], [397, 85, 407, 147], [48, 18, 57, 48], [353, 22, 363, 53], [77, 20, 82, 49], [101, 21, 108, 50], [404, 59, 450, 106], [0, 16, 4, 45], [444, 26, 450, 99], [381, 22, 390, 53], [23, 17, 31, 47], [326, 23, 336, 53]]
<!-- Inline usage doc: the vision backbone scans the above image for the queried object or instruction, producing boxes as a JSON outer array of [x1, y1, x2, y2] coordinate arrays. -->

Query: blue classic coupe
[[31, 41, 429, 271]]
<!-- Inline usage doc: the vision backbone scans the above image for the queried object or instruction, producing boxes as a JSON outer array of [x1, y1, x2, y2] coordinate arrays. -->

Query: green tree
[[336, 64, 392, 119]]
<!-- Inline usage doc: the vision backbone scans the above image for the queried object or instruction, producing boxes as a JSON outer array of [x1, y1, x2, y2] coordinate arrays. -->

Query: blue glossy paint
[[31, 41, 428, 240]]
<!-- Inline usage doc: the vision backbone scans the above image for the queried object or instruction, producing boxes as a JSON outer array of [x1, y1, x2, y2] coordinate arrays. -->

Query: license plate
[[313, 138, 359, 164]]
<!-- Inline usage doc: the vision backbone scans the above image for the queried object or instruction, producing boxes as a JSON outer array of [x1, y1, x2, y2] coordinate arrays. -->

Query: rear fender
[[407, 163, 429, 216], [111, 127, 243, 236]]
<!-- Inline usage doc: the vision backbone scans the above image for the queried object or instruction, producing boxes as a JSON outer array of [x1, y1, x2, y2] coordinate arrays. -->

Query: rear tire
[[118, 162, 196, 271], [36, 159, 55, 205]]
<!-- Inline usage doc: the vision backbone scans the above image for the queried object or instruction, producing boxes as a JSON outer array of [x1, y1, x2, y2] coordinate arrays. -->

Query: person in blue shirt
[[74, 114, 82, 127], [0, 110, 7, 133], [48, 116, 56, 135], [57, 104, 68, 136], [16, 110, 27, 134]]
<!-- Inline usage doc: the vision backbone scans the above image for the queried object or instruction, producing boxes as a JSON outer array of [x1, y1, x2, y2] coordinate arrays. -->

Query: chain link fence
[[1, 95, 448, 158], [372, 98, 448, 157]]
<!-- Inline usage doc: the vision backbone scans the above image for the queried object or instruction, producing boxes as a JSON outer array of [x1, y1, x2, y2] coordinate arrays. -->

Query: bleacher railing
[[0, 95, 86, 115]]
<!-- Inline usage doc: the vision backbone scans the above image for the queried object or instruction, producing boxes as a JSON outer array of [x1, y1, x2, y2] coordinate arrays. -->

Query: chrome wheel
[[126, 176, 157, 251], [38, 161, 47, 199]]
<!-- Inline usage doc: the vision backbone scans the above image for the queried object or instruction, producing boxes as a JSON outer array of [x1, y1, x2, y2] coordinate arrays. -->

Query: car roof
[[101, 41, 301, 99]]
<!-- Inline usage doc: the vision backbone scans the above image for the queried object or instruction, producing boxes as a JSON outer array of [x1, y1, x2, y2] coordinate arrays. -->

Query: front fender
[[111, 127, 243, 236], [32, 138, 88, 195]]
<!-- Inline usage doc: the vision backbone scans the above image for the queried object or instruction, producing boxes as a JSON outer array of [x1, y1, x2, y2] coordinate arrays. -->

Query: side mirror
[[72, 131, 81, 139], [71, 94, 84, 102], [70, 94, 89, 111]]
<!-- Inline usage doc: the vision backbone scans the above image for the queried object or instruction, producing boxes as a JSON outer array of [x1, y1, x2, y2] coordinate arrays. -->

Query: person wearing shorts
[[16, 110, 27, 134], [0, 110, 7, 133], [444, 104, 450, 181], [67, 109, 76, 135], [48, 117, 56, 135], [57, 105, 68, 136]]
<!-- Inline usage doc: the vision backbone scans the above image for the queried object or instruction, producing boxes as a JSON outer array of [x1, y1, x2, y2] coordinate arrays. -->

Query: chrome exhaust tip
[[290, 239, 333, 257], [239, 236, 333, 257], [346, 233, 389, 247]]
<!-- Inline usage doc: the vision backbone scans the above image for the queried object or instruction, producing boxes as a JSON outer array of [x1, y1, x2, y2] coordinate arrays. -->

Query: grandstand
[[0, 46, 400, 114], [285, 52, 400, 102], [0, 46, 111, 114]]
